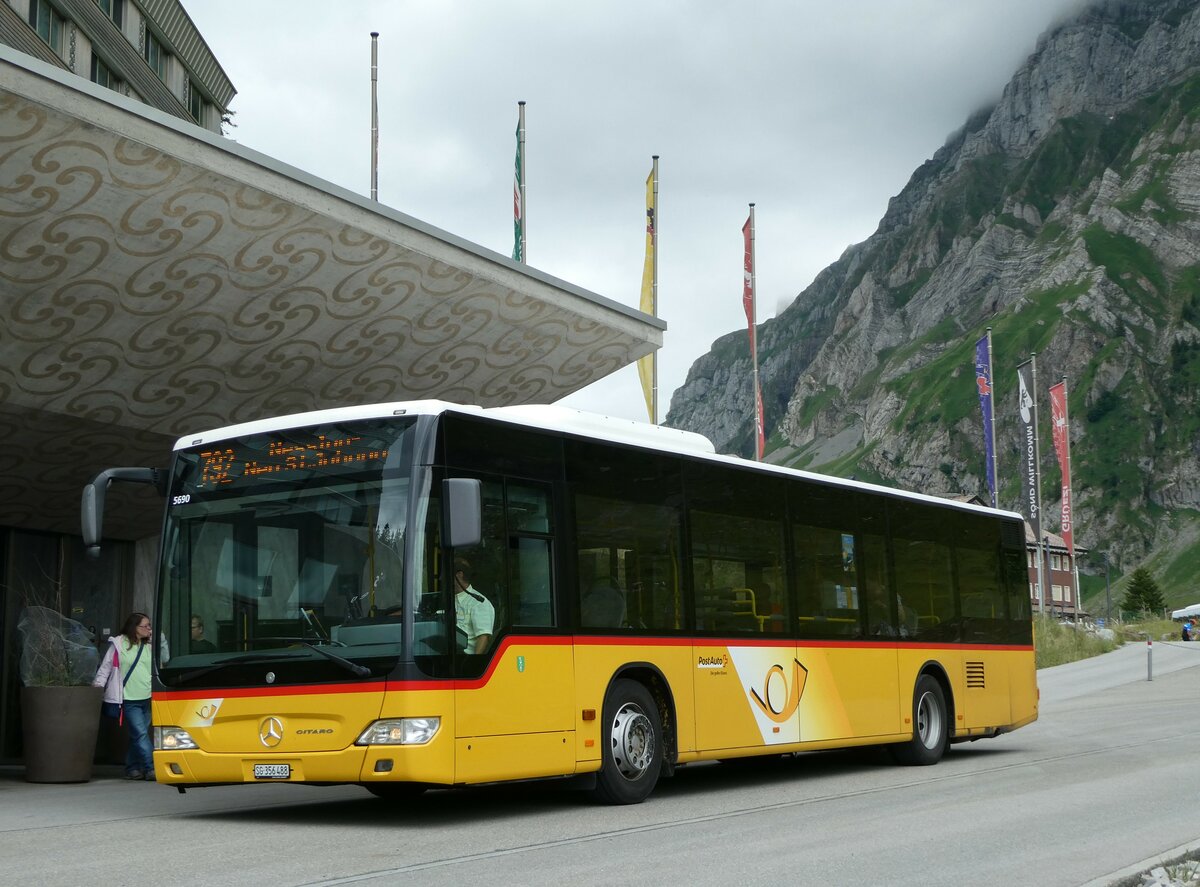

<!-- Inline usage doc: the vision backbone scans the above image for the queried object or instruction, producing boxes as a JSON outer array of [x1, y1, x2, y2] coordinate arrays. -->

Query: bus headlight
[[356, 717, 440, 746], [154, 726, 198, 750]]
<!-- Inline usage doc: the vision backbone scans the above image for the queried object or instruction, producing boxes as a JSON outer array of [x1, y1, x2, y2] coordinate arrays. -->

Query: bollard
[[1147, 636, 1153, 682]]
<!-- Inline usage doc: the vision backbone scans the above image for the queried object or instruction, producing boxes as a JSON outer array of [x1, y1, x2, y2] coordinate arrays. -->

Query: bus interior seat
[[699, 587, 761, 632], [961, 594, 995, 618], [581, 580, 626, 628]]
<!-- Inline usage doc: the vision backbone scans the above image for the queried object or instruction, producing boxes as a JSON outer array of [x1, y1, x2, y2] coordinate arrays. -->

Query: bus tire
[[594, 678, 662, 805], [891, 674, 948, 766], [364, 782, 427, 800]]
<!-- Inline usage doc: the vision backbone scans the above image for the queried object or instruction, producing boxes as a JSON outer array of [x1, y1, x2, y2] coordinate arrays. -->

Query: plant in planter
[[16, 606, 104, 783]]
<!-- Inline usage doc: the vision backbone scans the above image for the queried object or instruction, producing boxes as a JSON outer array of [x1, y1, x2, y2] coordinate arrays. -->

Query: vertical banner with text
[[1048, 381, 1074, 555], [1017, 358, 1045, 610]]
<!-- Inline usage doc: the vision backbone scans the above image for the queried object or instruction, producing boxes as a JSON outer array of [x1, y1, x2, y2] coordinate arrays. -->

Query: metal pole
[[651, 154, 659, 425], [985, 327, 998, 509], [1104, 552, 1110, 624], [1147, 635, 1153, 681], [748, 203, 761, 461], [1044, 534, 1054, 617], [370, 32, 379, 202]]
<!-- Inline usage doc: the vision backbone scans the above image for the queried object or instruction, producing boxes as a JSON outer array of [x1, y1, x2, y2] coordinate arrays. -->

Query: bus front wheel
[[891, 674, 948, 766], [594, 679, 662, 805]]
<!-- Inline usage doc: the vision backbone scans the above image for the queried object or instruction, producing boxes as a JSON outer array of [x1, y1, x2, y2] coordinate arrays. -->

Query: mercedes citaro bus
[[82, 400, 1037, 804]]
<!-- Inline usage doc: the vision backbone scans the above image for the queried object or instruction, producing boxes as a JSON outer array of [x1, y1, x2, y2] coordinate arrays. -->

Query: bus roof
[[174, 400, 1022, 523]]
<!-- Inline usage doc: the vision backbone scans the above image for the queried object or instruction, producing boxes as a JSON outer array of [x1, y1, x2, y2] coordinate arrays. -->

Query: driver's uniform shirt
[[455, 585, 495, 652]]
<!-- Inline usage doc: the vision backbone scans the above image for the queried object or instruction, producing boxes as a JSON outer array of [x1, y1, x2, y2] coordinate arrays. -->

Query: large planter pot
[[20, 685, 104, 783]]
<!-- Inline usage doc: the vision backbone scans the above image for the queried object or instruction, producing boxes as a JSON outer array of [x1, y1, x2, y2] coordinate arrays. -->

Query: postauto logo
[[697, 653, 729, 669]]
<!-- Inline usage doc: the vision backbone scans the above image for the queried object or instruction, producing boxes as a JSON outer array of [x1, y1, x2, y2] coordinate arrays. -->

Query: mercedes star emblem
[[259, 716, 284, 748]]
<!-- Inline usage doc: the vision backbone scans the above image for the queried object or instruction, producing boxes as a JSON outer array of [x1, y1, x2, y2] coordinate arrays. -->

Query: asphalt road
[[5, 639, 1199, 887]]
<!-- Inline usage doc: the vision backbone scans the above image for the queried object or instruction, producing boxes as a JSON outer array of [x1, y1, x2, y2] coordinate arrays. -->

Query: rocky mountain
[[665, 0, 1200, 600]]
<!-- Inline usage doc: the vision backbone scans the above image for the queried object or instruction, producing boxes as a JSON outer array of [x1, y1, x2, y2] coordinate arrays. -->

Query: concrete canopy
[[0, 47, 663, 539]]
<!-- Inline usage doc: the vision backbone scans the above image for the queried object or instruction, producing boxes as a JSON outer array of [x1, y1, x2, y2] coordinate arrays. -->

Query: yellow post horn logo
[[750, 658, 808, 723]]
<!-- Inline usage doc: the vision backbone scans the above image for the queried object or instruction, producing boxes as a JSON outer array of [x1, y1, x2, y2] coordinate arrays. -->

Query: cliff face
[[666, 0, 1200, 588]]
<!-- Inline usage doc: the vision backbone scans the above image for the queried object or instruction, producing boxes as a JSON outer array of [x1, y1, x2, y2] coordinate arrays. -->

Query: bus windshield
[[157, 417, 423, 688]]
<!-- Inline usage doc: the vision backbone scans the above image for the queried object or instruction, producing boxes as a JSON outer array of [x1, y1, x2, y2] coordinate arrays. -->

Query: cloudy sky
[[185, 0, 1089, 423]]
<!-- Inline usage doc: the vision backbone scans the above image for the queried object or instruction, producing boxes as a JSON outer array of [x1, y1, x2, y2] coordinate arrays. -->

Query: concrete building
[[0, 26, 661, 759], [1026, 527, 1084, 618]]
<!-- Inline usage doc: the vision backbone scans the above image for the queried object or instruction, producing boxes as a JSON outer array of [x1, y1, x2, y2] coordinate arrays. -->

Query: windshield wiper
[[290, 640, 371, 678], [172, 643, 370, 684], [172, 653, 284, 685]]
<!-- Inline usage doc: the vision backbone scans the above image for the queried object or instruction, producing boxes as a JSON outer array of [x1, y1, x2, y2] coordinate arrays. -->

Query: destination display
[[190, 428, 392, 493]]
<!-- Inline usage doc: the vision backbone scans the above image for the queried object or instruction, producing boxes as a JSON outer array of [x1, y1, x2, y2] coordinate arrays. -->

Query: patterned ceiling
[[0, 49, 661, 538]]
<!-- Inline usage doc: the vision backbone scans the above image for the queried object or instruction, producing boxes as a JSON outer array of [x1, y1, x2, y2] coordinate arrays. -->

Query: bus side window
[[511, 536, 553, 626], [889, 499, 956, 641], [451, 478, 507, 659], [790, 485, 862, 640], [686, 459, 786, 637], [956, 514, 1010, 643], [568, 441, 684, 633], [506, 483, 554, 627], [794, 526, 861, 639]]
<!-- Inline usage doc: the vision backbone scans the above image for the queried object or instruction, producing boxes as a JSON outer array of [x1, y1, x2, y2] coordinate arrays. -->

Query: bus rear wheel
[[594, 679, 662, 805], [891, 674, 948, 766]]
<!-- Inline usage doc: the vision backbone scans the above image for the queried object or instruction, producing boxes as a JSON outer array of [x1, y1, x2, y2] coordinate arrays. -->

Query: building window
[[28, 0, 65, 54], [187, 79, 208, 126], [144, 31, 166, 79], [90, 54, 118, 91], [95, 0, 122, 28]]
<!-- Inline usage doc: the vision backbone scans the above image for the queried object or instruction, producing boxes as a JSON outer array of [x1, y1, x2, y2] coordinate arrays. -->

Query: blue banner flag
[[974, 335, 997, 507]]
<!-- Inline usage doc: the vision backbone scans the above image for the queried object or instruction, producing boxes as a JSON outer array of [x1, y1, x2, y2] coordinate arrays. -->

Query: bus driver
[[453, 557, 495, 653]]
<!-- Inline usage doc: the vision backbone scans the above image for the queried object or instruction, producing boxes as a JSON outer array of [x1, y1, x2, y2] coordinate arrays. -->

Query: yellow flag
[[637, 167, 656, 421]]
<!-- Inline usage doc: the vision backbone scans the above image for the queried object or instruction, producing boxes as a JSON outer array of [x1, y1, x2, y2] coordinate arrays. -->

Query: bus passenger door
[[451, 478, 575, 784], [696, 637, 803, 751], [687, 498, 796, 753]]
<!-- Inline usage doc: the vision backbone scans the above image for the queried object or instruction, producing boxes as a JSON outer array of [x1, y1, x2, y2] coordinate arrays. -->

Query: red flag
[[1049, 382, 1073, 555]]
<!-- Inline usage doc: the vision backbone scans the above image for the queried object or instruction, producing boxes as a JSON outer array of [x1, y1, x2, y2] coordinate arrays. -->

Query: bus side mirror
[[442, 478, 481, 549], [81, 467, 168, 558]]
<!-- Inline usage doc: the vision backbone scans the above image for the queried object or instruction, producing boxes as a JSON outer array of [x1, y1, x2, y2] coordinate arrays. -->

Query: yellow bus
[[82, 401, 1037, 804]]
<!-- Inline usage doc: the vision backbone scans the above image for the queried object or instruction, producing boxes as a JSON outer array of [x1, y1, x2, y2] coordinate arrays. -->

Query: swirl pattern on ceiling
[[0, 56, 658, 536]]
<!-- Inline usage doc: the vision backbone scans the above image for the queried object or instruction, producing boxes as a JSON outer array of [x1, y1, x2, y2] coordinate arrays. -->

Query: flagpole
[[749, 203, 761, 461], [985, 327, 998, 508], [518, 100, 527, 263], [651, 154, 659, 424], [370, 32, 379, 202]]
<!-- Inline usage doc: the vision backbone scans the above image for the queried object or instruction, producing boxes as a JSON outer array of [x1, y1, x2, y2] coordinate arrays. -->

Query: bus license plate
[[253, 764, 290, 780]]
